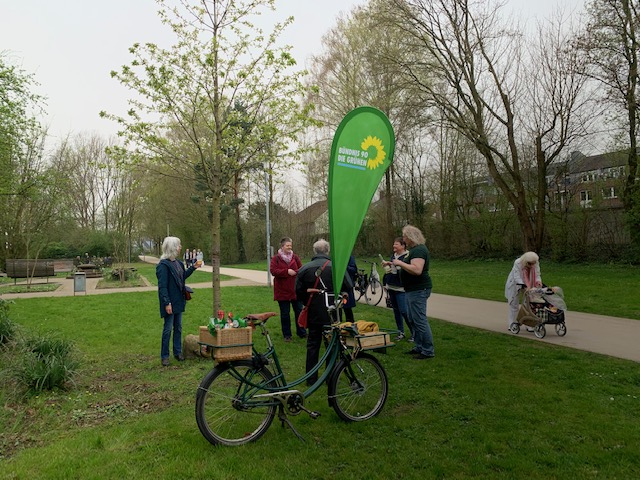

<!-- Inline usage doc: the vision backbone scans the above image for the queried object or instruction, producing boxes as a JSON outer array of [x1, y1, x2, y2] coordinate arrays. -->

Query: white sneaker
[[396, 333, 405, 341]]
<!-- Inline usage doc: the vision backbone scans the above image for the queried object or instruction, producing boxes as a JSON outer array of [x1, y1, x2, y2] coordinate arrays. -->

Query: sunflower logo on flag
[[361, 136, 386, 170]]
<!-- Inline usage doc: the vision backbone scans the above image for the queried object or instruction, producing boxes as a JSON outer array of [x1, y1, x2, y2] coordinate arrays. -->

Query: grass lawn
[[131, 263, 231, 287], [1, 285, 639, 479], [0, 273, 67, 295], [228, 258, 640, 320]]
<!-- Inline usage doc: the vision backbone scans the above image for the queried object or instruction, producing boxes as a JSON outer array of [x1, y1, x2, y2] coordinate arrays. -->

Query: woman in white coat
[[505, 251, 542, 329]]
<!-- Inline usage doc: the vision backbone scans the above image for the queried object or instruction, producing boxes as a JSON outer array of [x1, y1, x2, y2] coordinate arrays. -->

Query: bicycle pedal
[[309, 411, 321, 419]]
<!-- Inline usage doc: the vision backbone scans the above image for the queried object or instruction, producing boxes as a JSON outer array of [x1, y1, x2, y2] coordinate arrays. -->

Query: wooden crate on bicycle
[[199, 326, 253, 362], [342, 331, 394, 351]]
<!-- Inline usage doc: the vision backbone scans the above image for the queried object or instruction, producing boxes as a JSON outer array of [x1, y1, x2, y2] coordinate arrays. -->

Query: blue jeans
[[405, 288, 434, 356], [161, 312, 183, 359], [278, 300, 306, 338], [389, 289, 411, 335]]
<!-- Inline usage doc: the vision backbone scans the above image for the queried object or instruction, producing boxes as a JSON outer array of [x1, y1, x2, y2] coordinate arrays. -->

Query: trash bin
[[74, 271, 86, 296]]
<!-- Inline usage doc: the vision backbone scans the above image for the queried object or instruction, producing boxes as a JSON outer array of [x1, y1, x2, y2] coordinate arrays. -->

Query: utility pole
[[265, 169, 272, 287]]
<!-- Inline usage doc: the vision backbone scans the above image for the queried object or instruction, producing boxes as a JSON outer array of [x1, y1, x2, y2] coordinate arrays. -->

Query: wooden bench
[[5, 259, 55, 284], [76, 263, 103, 278]]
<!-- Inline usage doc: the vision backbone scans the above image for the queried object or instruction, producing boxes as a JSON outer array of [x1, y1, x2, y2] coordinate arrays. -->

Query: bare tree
[[577, 0, 640, 254], [53, 133, 109, 230], [386, 0, 589, 252]]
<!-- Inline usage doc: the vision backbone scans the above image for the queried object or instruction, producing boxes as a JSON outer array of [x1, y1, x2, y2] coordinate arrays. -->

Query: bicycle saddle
[[245, 312, 277, 323]]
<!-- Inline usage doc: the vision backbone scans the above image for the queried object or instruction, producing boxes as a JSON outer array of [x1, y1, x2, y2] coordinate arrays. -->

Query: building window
[[558, 190, 568, 208], [581, 172, 595, 182], [602, 186, 618, 199], [580, 190, 592, 207]]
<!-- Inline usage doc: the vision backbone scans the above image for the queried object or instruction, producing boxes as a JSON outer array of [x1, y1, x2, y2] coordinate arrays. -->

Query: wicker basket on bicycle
[[199, 326, 253, 362]]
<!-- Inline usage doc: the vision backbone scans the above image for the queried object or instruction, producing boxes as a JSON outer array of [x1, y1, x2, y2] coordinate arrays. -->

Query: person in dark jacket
[[270, 237, 306, 341], [382, 237, 413, 341], [295, 239, 351, 385], [341, 255, 357, 322], [156, 236, 201, 366]]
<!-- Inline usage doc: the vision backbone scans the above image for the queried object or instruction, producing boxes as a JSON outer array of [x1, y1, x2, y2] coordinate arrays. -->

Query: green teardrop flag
[[329, 106, 395, 294]]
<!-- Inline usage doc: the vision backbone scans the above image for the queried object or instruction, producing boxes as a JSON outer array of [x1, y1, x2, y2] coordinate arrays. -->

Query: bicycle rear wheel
[[328, 353, 388, 422], [195, 360, 276, 446], [365, 278, 384, 306]]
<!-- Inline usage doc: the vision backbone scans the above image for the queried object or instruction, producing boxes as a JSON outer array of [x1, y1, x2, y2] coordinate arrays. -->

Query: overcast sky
[[2, 0, 583, 143]]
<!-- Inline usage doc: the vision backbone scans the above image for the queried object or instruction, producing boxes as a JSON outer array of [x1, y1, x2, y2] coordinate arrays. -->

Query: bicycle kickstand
[[278, 406, 306, 442]]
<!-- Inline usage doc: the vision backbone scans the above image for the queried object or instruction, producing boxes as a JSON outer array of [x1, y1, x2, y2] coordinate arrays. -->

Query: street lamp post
[[265, 169, 272, 287]]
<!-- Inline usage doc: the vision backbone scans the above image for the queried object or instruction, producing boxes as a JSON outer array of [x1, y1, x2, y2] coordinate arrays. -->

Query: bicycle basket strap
[[307, 260, 330, 305]]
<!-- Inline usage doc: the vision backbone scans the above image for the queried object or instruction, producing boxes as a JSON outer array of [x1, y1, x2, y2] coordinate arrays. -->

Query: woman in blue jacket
[[156, 236, 201, 366]]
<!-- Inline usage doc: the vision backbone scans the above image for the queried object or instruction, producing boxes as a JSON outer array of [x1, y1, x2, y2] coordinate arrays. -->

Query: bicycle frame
[[222, 318, 352, 408]]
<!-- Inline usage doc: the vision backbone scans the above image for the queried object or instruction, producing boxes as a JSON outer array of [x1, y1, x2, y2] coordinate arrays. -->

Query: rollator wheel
[[555, 323, 567, 337], [534, 324, 546, 339], [509, 323, 520, 334]]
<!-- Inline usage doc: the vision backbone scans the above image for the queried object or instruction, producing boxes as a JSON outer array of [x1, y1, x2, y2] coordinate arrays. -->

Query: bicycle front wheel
[[195, 360, 277, 446], [328, 353, 388, 422], [354, 278, 365, 301], [365, 278, 384, 306]]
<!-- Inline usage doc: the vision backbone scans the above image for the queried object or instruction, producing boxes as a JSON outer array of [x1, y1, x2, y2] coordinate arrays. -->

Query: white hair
[[313, 239, 330, 255], [161, 236, 182, 260], [520, 251, 539, 264]]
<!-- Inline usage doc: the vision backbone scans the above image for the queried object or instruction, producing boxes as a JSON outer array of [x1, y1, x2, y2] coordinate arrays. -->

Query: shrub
[[12, 335, 79, 394], [0, 299, 16, 347]]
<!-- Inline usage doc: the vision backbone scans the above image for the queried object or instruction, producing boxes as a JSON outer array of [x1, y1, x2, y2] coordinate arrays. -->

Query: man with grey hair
[[296, 239, 351, 385]]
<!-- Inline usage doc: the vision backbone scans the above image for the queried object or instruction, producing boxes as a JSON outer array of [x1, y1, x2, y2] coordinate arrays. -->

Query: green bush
[[40, 242, 74, 259], [13, 335, 79, 394], [0, 299, 16, 347]]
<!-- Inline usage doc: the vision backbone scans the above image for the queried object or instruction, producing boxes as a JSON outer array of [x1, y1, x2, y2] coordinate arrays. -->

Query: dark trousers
[[278, 300, 306, 338], [305, 322, 331, 385], [339, 308, 355, 322]]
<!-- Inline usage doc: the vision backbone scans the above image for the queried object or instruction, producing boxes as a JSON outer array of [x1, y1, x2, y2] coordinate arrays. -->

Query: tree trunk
[[210, 167, 222, 312], [234, 173, 247, 263]]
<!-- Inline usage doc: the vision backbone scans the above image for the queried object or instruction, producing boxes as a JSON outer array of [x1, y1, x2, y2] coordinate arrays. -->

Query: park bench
[[5, 259, 55, 284], [75, 263, 103, 278]]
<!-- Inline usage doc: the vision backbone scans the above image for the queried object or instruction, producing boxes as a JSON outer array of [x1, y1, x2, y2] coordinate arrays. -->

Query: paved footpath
[[2, 256, 638, 363]]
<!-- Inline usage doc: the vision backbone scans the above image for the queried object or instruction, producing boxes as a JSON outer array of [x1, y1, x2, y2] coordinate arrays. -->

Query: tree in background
[[578, 0, 640, 258], [385, 0, 590, 253], [307, 0, 427, 245], [0, 55, 68, 268]]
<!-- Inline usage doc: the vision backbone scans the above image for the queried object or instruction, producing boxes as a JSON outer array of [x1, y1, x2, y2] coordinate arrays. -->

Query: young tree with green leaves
[[0, 55, 63, 268], [102, 0, 314, 310]]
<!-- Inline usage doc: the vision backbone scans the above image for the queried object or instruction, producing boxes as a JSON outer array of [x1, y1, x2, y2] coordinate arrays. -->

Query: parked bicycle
[[354, 259, 384, 306], [195, 276, 393, 446]]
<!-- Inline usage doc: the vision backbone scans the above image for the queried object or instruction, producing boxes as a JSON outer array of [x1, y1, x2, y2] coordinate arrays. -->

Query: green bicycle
[[195, 288, 393, 446]]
